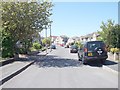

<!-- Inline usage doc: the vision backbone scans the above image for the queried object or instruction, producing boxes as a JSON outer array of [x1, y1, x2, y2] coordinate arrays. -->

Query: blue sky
[[42, 2, 118, 37]]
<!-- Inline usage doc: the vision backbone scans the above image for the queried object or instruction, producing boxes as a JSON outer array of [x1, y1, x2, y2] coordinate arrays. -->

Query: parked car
[[50, 45, 56, 49], [78, 41, 108, 64], [70, 45, 78, 53]]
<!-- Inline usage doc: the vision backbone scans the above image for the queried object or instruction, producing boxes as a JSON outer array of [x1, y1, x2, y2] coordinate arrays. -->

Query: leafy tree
[[98, 20, 120, 50], [1, 1, 53, 57], [0, 27, 2, 49], [107, 24, 120, 48], [97, 20, 115, 45], [2, 33, 15, 58]]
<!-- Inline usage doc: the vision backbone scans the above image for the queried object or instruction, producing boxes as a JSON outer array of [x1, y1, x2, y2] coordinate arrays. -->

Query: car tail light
[[84, 48, 88, 52]]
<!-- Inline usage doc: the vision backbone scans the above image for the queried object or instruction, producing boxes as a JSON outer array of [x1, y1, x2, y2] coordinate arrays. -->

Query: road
[[2, 45, 118, 88]]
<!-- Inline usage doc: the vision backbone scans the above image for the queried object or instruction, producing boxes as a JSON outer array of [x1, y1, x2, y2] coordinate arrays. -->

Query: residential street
[[1, 46, 118, 88]]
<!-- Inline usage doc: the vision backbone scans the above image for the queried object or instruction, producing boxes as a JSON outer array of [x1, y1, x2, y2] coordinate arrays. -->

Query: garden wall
[[107, 52, 120, 61]]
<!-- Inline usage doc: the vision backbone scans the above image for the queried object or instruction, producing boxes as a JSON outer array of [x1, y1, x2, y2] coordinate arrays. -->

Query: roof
[[80, 32, 100, 39], [86, 40, 103, 43], [51, 36, 58, 38]]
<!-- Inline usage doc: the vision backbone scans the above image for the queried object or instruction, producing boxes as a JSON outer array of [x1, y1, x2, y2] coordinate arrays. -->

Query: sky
[[41, 2, 118, 37]]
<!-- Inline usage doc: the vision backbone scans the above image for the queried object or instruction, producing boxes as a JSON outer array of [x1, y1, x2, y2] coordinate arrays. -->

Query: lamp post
[[50, 23, 52, 51], [49, 21, 53, 52], [45, 26, 47, 54]]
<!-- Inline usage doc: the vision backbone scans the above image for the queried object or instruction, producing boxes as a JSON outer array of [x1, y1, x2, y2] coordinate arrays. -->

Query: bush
[[75, 41, 83, 48], [33, 42, 42, 50], [42, 38, 51, 46], [41, 47, 46, 51], [110, 48, 120, 54], [2, 36, 15, 58]]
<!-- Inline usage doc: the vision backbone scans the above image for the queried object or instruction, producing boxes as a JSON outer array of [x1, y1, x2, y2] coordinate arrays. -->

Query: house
[[67, 38, 75, 45], [92, 32, 100, 41], [51, 36, 58, 43], [72, 36, 80, 42], [54, 35, 68, 45], [67, 36, 80, 45], [80, 32, 100, 43]]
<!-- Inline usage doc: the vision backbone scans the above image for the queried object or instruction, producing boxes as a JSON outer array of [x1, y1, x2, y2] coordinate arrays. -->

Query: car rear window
[[87, 41, 105, 51]]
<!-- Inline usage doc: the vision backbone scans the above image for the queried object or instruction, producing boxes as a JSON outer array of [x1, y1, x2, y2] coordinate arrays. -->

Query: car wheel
[[78, 58, 82, 61], [82, 58, 87, 65], [78, 54, 82, 61], [83, 61, 87, 65], [78, 53, 80, 60], [101, 59, 106, 64]]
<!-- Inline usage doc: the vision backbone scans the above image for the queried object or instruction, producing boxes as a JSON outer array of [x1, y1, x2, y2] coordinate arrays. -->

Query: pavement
[[0, 49, 51, 85]]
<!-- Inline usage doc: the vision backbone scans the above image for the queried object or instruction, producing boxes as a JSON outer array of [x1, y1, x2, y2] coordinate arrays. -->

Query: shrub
[[33, 42, 42, 50], [110, 48, 120, 54], [75, 41, 83, 48], [41, 47, 46, 51], [2, 36, 15, 58]]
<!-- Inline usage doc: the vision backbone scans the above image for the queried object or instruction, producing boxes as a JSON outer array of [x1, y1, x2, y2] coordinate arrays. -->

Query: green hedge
[[33, 42, 42, 50], [2, 36, 15, 58]]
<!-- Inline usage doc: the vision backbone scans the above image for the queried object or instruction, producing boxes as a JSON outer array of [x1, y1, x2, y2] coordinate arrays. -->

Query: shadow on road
[[15, 52, 46, 62], [34, 55, 112, 68], [84, 59, 118, 67], [34, 55, 82, 68], [16, 54, 118, 68], [104, 59, 118, 65], [86, 61, 103, 67]]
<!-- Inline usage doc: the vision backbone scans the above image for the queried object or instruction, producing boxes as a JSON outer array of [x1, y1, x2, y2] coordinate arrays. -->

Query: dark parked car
[[70, 45, 78, 53], [78, 41, 108, 64], [50, 45, 56, 49]]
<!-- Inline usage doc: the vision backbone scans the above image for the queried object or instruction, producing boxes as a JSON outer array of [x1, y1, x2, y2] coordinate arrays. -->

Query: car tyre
[[78, 56, 82, 61], [83, 61, 87, 65], [78, 58, 82, 61], [82, 58, 87, 65]]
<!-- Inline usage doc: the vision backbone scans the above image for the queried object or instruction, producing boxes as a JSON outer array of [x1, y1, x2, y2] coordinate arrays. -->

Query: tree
[[1, 26, 16, 57], [107, 24, 120, 48], [97, 20, 115, 45], [1, 1, 53, 57]]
